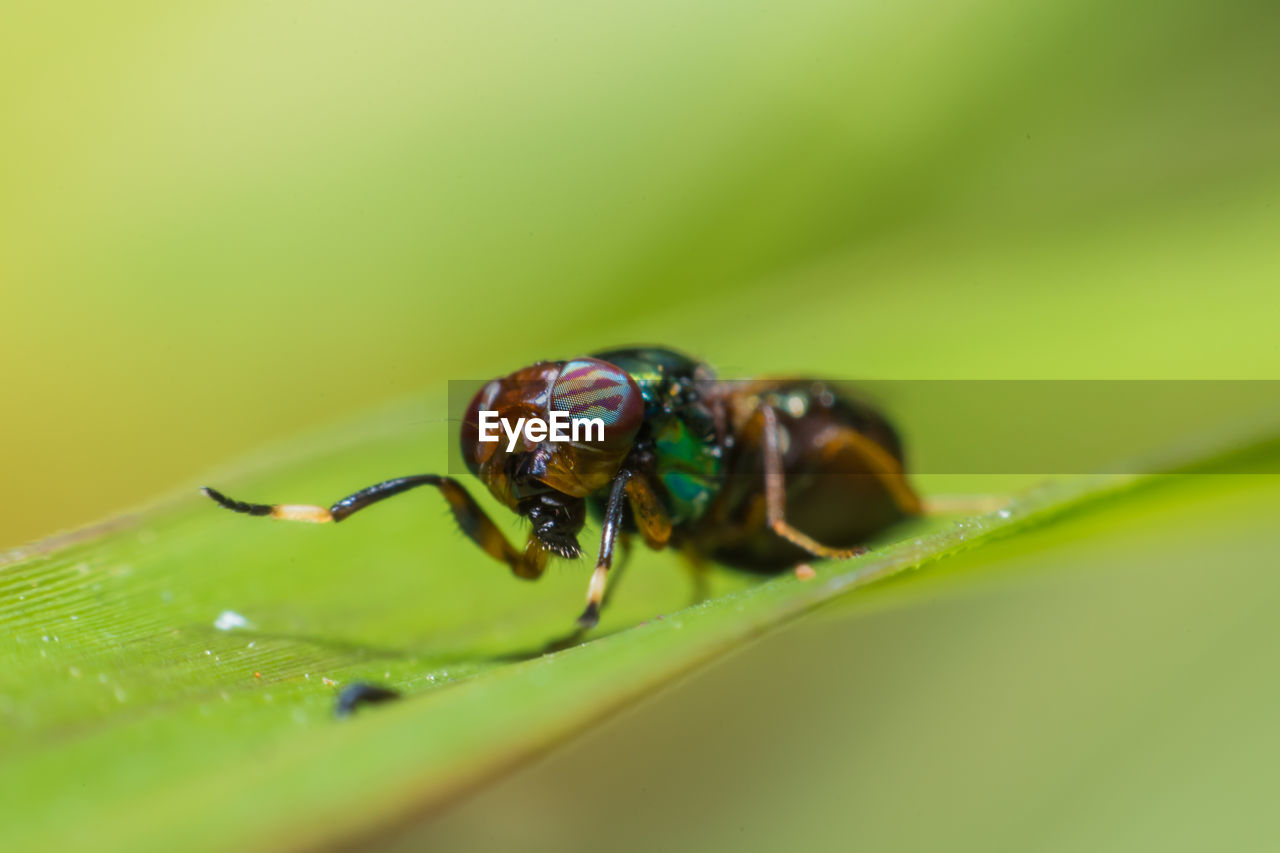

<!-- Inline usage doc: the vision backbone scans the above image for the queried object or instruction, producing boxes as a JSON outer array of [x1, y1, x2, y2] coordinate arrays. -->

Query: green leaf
[[2, 389, 1273, 849]]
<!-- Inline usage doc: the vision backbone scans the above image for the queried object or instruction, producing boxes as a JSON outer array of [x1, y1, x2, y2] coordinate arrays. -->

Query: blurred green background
[[4, 0, 1280, 848], [5, 0, 1278, 548]]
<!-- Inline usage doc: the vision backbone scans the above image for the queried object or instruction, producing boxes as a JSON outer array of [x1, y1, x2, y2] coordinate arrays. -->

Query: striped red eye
[[550, 358, 644, 448]]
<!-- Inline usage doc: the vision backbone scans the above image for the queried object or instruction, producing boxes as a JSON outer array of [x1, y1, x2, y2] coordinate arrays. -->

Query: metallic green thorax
[[592, 347, 725, 525]]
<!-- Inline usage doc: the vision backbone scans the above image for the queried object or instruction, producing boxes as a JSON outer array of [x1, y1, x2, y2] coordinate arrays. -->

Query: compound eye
[[550, 358, 644, 450], [460, 380, 501, 473]]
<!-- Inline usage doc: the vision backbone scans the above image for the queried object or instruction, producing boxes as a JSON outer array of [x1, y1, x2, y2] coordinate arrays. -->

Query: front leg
[[203, 475, 550, 580], [576, 469, 633, 628]]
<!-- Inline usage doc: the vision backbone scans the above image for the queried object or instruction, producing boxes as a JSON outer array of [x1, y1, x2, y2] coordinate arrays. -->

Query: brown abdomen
[[696, 381, 920, 571]]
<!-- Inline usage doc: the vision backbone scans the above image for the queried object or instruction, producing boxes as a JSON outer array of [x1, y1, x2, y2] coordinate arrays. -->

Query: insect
[[203, 347, 922, 631]]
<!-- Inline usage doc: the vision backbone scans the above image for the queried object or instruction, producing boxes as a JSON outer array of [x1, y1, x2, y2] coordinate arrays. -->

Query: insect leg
[[576, 469, 632, 628], [758, 406, 874, 560], [606, 534, 634, 608], [810, 420, 923, 517], [541, 534, 632, 653], [624, 472, 672, 550], [202, 476, 549, 579]]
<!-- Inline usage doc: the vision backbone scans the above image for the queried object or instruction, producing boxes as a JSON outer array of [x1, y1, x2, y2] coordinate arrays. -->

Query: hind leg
[[758, 405, 927, 559], [757, 406, 868, 559]]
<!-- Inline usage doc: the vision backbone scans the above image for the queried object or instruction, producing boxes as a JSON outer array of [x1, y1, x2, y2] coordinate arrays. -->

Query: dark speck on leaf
[[335, 682, 402, 718]]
